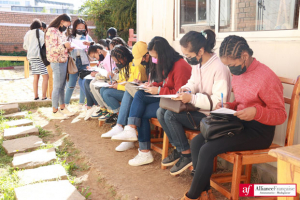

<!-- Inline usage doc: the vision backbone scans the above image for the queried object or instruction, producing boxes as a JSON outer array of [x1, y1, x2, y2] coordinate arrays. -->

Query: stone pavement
[[0, 66, 80, 103], [1, 103, 85, 199]]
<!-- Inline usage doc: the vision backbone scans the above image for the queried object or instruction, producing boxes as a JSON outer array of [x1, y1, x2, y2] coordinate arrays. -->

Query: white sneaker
[[111, 126, 138, 142], [78, 109, 87, 119], [60, 107, 75, 116], [84, 106, 96, 121], [115, 142, 135, 152], [101, 125, 123, 139], [51, 110, 68, 120], [128, 149, 154, 166]]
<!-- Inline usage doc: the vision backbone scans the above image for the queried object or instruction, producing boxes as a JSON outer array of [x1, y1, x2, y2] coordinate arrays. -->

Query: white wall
[[137, 0, 300, 147]]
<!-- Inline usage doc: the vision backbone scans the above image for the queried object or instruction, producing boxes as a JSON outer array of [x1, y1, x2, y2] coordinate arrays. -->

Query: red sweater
[[227, 58, 287, 126], [152, 58, 192, 95]]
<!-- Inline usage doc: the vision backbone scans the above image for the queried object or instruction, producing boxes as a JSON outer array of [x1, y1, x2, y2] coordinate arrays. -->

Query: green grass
[[0, 61, 24, 68]]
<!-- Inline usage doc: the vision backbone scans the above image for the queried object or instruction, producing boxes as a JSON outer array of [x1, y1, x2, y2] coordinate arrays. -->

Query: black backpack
[[36, 29, 50, 66]]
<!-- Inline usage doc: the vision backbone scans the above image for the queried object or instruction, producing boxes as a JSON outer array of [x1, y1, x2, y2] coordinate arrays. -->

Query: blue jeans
[[128, 90, 160, 150], [84, 79, 98, 107], [100, 88, 124, 113], [157, 108, 206, 152], [117, 91, 134, 125], [65, 57, 87, 104], [51, 62, 67, 109]]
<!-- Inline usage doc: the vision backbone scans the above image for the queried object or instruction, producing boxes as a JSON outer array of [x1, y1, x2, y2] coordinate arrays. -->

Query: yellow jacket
[[117, 62, 147, 91]]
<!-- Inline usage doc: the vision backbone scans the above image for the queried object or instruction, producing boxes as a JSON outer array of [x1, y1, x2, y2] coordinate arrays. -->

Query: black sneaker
[[105, 113, 118, 124], [170, 155, 192, 176], [161, 149, 181, 167]]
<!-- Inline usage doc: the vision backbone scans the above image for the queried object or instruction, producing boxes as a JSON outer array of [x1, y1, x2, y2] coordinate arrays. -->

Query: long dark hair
[[148, 36, 182, 82], [180, 30, 216, 54], [110, 37, 129, 48], [46, 14, 71, 35], [111, 45, 133, 80], [219, 35, 253, 59], [70, 18, 88, 37]]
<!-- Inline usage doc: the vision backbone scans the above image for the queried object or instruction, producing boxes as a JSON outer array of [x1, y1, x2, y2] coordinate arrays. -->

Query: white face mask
[[75, 34, 82, 39]]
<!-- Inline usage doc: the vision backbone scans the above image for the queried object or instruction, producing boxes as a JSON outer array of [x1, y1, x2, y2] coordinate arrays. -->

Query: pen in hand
[[109, 75, 112, 85], [221, 93, 223, 108]]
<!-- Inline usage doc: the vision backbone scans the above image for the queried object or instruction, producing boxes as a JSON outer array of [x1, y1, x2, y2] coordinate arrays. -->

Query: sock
[[182, 153, 191, 157]]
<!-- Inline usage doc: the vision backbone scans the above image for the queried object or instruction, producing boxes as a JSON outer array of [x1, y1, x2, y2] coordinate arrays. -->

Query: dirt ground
[[33, 107, 229, 200]]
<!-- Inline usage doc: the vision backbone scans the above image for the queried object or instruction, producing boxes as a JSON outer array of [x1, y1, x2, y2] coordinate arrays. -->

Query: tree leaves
[[79, 0, 136, 41]]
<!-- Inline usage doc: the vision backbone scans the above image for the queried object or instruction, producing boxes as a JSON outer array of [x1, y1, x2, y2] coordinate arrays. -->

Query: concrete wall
[[137, 0, 300, 171], [0, 11, 95, 53]]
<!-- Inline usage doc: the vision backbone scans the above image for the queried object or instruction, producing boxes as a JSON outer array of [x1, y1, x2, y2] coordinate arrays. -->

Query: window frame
[[174, 0, 300, 41]]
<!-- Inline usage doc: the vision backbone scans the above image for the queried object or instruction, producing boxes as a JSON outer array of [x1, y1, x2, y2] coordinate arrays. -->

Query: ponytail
[[179, 29, 216, 54]]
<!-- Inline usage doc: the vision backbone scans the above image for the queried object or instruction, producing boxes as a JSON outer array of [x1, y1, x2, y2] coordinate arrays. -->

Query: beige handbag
[[67, 55, 78, 75], [125, 83, 139, 97]]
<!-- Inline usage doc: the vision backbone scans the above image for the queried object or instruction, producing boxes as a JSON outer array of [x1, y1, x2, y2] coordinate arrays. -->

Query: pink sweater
[[227, 58, 287, 126], [182, 54, 232, 112]]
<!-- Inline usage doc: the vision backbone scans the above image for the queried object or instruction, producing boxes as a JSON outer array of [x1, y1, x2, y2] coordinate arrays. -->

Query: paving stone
[[12, 148, 56, 169], [4, 111, 27, 119], [14, 180, 85, 200], [3, 126, 39, 140], [6, 119, 33, 127], [18, 164, 68, 185], [2, 136, 44, 156], [0, 104, 18, 114]]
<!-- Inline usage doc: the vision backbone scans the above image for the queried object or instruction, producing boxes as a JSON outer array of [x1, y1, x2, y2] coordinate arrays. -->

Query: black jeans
[[157, 108, 206, 152], [188, 120, 275, 199]]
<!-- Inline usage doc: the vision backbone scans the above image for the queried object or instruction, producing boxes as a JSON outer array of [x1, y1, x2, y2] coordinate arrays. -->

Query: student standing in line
[[111, 37, 192, 166], [107, 27, 117, 39], [181, 35, 287, 200], [157, 30, 231, 176], [41, 22, 47, 32], [45, 14, 74, 119], [64, 18, 94, 110], [23, 19, 49, 101]]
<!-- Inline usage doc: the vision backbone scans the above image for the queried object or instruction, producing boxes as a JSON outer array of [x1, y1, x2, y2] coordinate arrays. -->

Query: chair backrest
[[279, 76, 300, 146]]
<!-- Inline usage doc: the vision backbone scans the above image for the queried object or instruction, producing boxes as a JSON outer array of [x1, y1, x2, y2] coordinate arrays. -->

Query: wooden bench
[[0, 56, 30, 78], [150, 75, 300, 200]]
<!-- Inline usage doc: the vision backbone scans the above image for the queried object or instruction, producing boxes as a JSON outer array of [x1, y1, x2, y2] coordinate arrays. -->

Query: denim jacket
[[69, 34, 93, 65]]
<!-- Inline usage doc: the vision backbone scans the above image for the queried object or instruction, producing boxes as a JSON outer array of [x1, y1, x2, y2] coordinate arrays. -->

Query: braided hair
[[219, 35, 253, 59], [111, 45, 133, 80], [110, 37, 129, 49]]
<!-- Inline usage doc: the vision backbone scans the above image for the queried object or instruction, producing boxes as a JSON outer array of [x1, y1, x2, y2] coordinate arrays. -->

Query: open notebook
[[211, 108, 236, 115]]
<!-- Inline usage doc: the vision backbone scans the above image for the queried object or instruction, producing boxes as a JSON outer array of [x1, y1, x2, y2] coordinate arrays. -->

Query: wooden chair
[[150, 118, 170, 169], [210, 76, 300, 200], [127, 29, 137, 48]]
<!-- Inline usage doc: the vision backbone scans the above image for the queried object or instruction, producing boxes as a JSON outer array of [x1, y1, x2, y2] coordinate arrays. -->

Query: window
[[15, 1, 20, 5], [3, 1, 8, 4], [219, 0, 299, 32], [25, 1, 30, 6], [180, 0, 232, 34], [11, 6, 43, 12]]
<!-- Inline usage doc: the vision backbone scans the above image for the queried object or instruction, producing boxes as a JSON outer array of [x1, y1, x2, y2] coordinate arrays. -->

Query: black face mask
[[116, 63, 123, 69], [141, 61, 148, 66], [186, 56, 202, 66], [228, 62, 247, 76], [99, 54, 105, 62], [59, 25, 67, 32], [76, 30, 86, 35]]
